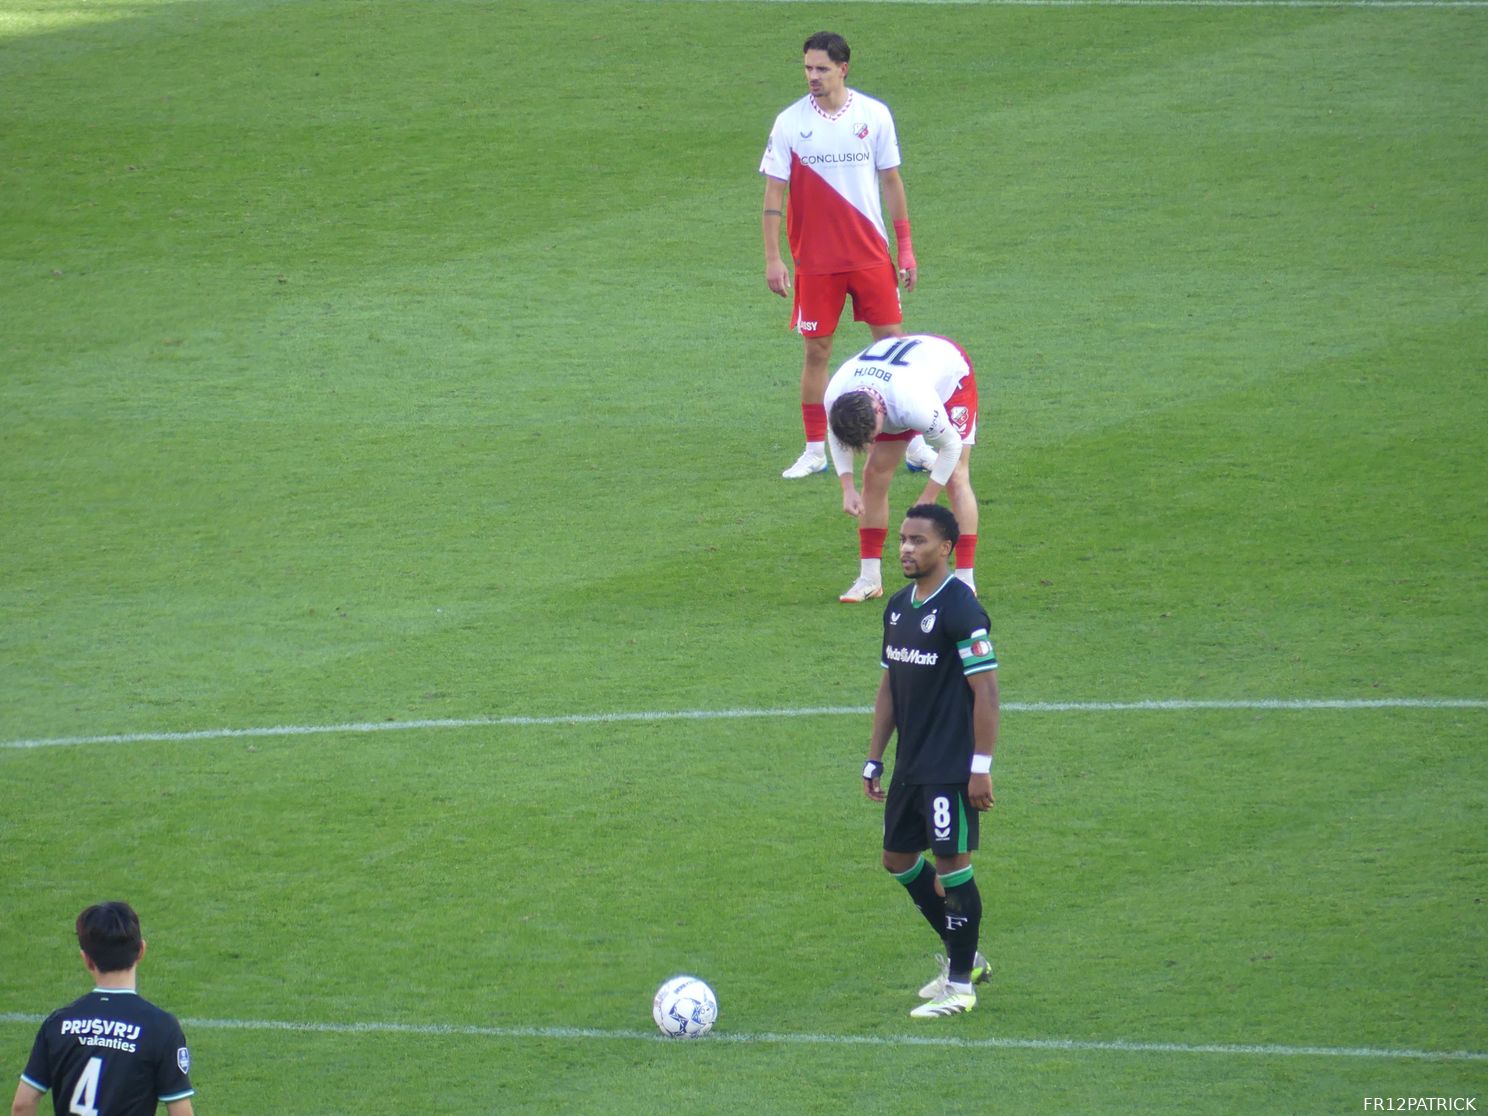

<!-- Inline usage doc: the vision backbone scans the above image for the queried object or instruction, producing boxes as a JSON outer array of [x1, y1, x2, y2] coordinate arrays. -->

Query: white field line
[[0, 1012, 1482, 1061], [2, 698, 1485, 751]]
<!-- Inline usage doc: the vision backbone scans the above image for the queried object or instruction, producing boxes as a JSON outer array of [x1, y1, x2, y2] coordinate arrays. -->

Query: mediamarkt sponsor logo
[[800, 152, 871, 165], [886, 645, 939, 666]]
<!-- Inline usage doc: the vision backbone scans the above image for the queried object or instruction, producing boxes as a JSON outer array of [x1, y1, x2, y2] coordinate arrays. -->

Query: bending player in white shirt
[[825, 334, 982, 602]]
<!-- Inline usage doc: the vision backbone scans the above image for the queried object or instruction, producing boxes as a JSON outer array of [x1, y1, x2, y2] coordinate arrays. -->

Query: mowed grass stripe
[[2, 698, 1484, 750]]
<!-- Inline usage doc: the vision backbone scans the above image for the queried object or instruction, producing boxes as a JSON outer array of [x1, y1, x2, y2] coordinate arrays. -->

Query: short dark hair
[[76, 901, 143, 974], [803, 31, 850, 64], [829, 391, 878, 450], [904, 503, 960, 549]]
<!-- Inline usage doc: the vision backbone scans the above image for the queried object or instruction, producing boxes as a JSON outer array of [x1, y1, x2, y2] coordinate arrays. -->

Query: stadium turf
[[2, 2, 1484, 1111]]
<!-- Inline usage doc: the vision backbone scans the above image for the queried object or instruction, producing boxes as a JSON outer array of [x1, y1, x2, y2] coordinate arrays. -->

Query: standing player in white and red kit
[[760, 32, 932, 480], [825, 334, 981, 603]]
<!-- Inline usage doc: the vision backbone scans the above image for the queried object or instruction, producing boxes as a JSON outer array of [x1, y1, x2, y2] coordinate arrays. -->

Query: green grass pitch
[[2, 1, 1485, 1112]]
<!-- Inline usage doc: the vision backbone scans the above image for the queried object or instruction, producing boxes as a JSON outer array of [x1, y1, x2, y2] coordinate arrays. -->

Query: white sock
[[861, 557, 882, 583], [806, 440, 825, 455], [954, 567, 976, 592]]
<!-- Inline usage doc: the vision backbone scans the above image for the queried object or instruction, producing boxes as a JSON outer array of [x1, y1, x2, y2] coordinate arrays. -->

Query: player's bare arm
[[166, 1098, 196, 1116], [761, 176, 791, 296], [863, 672, 895, 802], [11, 1081, 43, 1116], [879, 167, 916, 292], [826, 428, 865, 515], [967, 670, 999, 811], [840, 469, 864, 517]]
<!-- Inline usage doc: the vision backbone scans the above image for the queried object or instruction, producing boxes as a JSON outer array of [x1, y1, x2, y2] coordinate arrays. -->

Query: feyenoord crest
[[921, 611, 937, 634]]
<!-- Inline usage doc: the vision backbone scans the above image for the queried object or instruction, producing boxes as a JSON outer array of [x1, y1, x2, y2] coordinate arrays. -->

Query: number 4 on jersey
[[69, 1057, 103, 1116]]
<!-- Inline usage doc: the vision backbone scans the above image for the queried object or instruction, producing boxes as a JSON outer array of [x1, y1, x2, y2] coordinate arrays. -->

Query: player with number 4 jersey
[[12, 903, 194, 1116]]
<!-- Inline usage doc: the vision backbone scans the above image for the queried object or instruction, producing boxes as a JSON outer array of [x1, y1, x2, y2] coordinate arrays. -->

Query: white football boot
[[918, 952, 991, 999], [781, 448, 828, 479], [910, 986, 977, 1019], [837, 576, 883, 604], [904, 437, 937, 474]]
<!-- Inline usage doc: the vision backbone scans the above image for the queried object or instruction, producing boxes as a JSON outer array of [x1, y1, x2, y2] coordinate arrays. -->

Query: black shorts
[[883, 781, 979, 856]]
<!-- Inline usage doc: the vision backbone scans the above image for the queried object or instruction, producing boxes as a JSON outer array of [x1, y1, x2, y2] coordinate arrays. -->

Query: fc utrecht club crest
[[950, 405, 969, 427], [855, 123, 869, 139], [921, 611, 937, 634]]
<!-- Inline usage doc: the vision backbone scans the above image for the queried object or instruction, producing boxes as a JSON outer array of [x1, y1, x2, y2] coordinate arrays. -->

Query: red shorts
[[790, 262, 902, 338], [876, 369, 978, 448]]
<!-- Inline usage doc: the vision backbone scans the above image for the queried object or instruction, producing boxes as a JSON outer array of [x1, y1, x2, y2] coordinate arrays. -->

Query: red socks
[[802, 402, 827, 443], [955, 534, 977, 571], [859, 527, 888, 560]]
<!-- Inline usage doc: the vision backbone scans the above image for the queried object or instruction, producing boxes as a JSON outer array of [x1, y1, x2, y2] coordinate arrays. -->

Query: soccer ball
[[652, 975, 718, 1039]]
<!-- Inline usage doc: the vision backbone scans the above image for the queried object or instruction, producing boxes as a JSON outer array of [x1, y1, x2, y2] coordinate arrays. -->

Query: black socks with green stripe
[[893, 857, 946, 940], [939, 865, 983, 985]]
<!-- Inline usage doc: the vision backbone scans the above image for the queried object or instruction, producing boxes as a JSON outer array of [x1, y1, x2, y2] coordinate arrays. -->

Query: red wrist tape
[[893, 219, 915, 269]]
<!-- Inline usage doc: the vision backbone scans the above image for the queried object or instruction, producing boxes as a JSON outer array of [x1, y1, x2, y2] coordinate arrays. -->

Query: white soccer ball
[[652, 975, 718, 1039]]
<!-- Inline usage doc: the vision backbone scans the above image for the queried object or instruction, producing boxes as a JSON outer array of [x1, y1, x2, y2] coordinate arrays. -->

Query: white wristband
[[970, 754, 993, 775]]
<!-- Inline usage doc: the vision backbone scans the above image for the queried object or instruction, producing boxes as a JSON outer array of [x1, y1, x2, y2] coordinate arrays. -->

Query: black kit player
[[861, 504, 999, 1018], [11, 902, 195, 1116]]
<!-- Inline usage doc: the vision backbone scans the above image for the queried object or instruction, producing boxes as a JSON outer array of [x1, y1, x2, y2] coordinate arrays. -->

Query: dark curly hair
[[904, 503, 960, 549], [829, 391, 879, 451]]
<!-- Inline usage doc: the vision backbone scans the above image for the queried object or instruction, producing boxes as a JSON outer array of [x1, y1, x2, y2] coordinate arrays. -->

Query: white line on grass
[[0, 1012, 1481, 1061], [2, 698, 1484, 751]]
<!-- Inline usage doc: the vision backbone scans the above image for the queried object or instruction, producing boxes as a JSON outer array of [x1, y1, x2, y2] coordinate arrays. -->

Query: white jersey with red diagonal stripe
[[759, 89, 902, 275]]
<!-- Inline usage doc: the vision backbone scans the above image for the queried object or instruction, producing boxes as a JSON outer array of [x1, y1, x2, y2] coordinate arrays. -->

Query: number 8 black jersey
[[880, 575, 997, 784], [21, 989, 194, 1116]]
